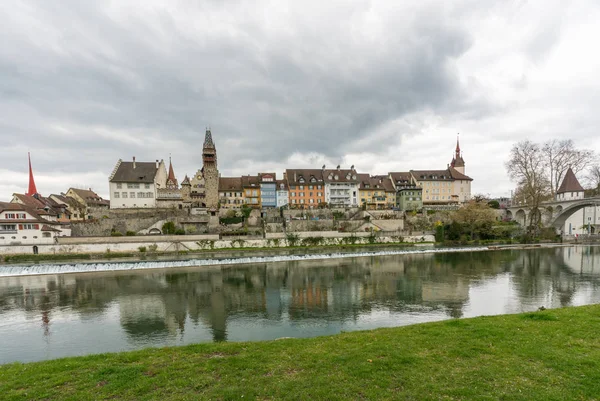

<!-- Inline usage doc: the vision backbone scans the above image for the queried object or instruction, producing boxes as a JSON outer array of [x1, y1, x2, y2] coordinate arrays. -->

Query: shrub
[[162, 221, 176, 235], [175, 229, 186, 235], [111, 231, 123, 237], [148, 244, 158, 253], [138, 246, 147, 253], [301, 236, 324, 247], [286, 232, 300, 247], [126, 231, 136, 236]]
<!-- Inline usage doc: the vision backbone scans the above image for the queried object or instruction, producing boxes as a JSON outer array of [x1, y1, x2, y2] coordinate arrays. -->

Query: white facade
[[276, 185, 288, 208], [109, 159, 167, 209], [561, 206, 600, 235], [325, 182, 359, 207], [556, 190, 585, 201], [0, 209, 70, 246], [452, 179, 472, 203]]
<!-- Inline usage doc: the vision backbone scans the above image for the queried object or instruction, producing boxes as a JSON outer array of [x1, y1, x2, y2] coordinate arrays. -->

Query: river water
[[1, 245, 600, 364]]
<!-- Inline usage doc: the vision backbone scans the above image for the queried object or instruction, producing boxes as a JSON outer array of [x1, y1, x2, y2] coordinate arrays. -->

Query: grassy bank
[[2, 305, 600, 400]]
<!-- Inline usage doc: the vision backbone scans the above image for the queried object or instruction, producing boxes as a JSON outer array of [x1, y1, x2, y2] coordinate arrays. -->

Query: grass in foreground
[[2, 305, 600, 400]]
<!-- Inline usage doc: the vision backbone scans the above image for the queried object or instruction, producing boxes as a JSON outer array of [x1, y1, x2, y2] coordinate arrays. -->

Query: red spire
[[26, 152, 38, 196], [455, 134, 461, 153], [168, 157, 176, 181]]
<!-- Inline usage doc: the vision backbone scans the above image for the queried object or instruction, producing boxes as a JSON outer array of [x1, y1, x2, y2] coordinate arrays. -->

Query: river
[[1, 245, 600, 364]]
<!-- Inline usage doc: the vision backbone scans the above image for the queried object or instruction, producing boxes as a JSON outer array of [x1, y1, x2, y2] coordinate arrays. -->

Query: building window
[[299, 186, 304, 190], [116, 183, 122, 189], [148, 192, 154, 198], [145, 184, 150, 189], [300, 192, 305, 197], [309, 199, 314, 204], [138, 192, 144, 198], [122, 192, 127, 198], [114, 192, 120, 198], [130, 192, 135, 198]]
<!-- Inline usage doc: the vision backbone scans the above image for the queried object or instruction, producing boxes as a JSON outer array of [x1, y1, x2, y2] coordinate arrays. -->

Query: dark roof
[[358, 175, 395, 192], [322, 168, 359, 183], [258, 173, 276, 182], [410, 170, 454, 181], [285, 169, 324, 186], [219, 177, 243, 191], [11, 194, 60, 215], [276, 179, 288, 190], [68, 188, 110, 206], [241, 175, 260, 188], [110, 161, 158, 183], [448, 167, 473, 181], [389, 172, 413, 185], [557, 168, 584, 193], [0, 201, 48, 223]]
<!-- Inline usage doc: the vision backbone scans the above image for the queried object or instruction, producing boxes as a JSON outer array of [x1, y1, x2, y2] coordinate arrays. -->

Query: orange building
[[284, 169, 325, 209]]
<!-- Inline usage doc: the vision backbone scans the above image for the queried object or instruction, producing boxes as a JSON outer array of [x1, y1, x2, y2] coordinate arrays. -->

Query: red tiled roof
[[557, 168, 584, 193]]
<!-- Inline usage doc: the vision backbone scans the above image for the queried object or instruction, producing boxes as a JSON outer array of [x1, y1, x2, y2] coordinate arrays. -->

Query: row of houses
[[107, 130, 473, 211]]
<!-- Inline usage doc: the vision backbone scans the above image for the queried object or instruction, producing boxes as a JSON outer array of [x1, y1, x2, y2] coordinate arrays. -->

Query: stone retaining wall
[[1, 234, 434, 255]]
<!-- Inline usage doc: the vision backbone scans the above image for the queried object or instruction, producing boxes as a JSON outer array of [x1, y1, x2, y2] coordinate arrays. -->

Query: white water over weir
[[0, 247, 490, 277]]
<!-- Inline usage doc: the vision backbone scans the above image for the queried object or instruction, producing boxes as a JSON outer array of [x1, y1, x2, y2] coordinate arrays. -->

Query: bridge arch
[[515, 209, 527, 225], [551, 201, 600, 229]]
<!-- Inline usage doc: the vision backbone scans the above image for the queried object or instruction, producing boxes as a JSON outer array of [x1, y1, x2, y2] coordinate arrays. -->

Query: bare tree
[[506, 140, 551, 235], [584, 164, 600, 196], [542, 139, 595, 196]]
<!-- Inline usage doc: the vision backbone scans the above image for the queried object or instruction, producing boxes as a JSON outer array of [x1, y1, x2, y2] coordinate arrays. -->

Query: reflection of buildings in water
[[118, 295, 180, 340], [561, 246, 600, 275]]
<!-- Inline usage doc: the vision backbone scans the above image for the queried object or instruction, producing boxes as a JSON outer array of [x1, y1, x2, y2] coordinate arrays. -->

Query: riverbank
[[1, 304, 599, 400]]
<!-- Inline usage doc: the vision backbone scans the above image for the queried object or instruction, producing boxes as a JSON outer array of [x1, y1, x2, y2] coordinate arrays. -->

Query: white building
[[323, 166, 359, 207], [276, 179, 288, 208], [108, 158, 167, 209], [0, 201, 71, 247]]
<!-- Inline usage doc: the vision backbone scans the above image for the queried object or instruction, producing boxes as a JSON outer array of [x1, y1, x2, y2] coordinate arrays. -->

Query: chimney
[[322, 164, 326, 170], [133, 156, 136, 169], [336, 165, 340, 171], [294, 172, 297, 182], [351, 164, 354, 171], [156, 159, 159, 168]]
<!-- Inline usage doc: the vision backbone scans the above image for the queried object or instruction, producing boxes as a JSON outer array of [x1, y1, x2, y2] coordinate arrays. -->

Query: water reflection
[[1, 246, 600, 363]]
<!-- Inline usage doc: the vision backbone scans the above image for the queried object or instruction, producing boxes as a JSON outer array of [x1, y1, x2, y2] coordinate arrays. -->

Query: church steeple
[[450, 134, 465, 174], [166, 156, 178, 189], [26, 152, 39, 196]]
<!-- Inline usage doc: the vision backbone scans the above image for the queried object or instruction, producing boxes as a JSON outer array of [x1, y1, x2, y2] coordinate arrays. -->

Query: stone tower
[[450, 134, 465, 175], [180, 175, 191, 203], [203, 128, 219, 209]]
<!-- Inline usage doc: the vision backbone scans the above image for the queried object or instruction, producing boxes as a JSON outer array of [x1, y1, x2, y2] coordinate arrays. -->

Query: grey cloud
[[0, 0, 588, 199]]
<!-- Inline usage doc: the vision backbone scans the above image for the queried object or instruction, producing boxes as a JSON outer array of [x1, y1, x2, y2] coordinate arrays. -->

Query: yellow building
[[218, 177, 244, 210], [358, 175, 396, 209], [242, 175, 261, 208]]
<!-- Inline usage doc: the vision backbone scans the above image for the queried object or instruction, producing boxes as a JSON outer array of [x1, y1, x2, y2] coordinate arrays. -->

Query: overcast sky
[[1, 0, 599, 200]]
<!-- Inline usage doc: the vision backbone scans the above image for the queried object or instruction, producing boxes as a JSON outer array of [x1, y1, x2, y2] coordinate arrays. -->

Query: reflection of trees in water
[[3, 246, 600, 342]]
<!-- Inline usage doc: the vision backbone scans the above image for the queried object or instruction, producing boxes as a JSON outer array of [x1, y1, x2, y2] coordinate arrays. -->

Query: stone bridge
[[506, 197, 600, 231]]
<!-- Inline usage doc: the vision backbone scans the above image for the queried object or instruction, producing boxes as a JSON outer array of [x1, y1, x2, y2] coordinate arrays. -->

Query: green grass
[[2, 305, 600, 400]]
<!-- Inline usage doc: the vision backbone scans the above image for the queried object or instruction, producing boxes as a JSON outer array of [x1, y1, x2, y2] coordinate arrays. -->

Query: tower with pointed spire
[[450, 134, 466, 175], [202, 128, 219, 209], [166, 157, 179, 190], [26, 152, 39, 197]]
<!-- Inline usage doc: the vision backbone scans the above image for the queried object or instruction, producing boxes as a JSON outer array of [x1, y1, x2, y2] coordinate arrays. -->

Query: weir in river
[[0, 246, 489, 277]]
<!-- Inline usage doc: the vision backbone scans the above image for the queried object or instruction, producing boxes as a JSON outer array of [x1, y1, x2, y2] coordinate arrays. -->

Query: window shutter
[[19, 224, 23, 230], [34, 224, 39, 229]]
